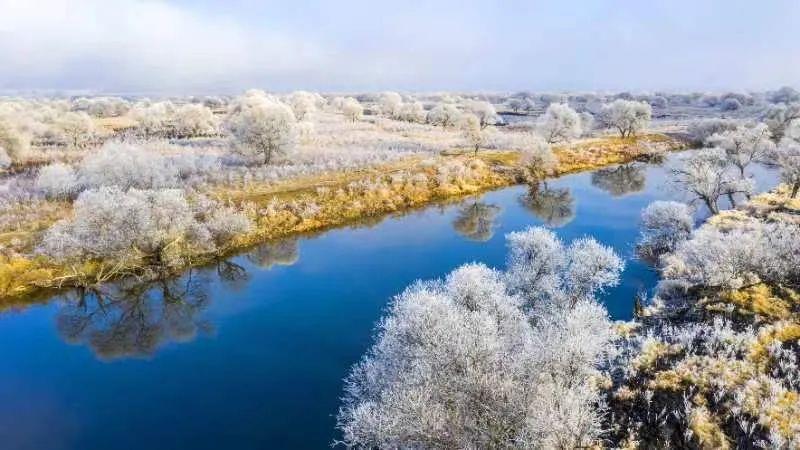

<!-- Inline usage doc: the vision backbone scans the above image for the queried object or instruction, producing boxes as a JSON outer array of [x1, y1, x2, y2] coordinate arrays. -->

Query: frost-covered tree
[[505, 227, 623, 306], [600, 100, 652, 138], [226, 98, 296, 164], [287, 91, 317, 121], [397, 101, 425, 123], [465, 100, 498, 129], [40, 187, 202, 267], [768, 86, 800, 104], [36, 163, 81, 199], [763, 102, 800, 142], [671, 149, 753, 214], [773, 139, 800, 197], [427, 104, 461, 128], [341, 97, 363, 122], [460, 113, 487, 154], [506, 97, 524, 113], [539, 103, 582, 143], [56, 111, 96, 148], [706, 123, 774, 176], [338, 228, 621, 448], [637, 200, 693, 260], [79, 142, 179, 190], [518, 133, 557, 183], [172, 104, 217, 138], [378, 92, 403, 118]]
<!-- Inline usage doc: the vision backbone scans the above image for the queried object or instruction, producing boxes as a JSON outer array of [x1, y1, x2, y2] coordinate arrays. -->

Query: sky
[[1, 0, 798, 94]]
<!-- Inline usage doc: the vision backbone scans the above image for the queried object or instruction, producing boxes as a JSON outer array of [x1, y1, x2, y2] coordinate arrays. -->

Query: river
[[0, 151, 779, 449]]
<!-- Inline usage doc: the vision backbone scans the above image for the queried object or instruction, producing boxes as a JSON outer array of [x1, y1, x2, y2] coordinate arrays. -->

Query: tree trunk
[[792, 183, 799, 198], [704, 197, 719, 215]]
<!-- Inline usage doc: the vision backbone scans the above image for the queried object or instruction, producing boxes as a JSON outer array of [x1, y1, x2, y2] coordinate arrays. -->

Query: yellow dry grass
[[0, 133, 684, 304]]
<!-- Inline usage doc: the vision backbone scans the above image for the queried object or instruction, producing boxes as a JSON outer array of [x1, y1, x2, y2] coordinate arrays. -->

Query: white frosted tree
[[539, 103, 582, 143], [460, 113, 487, 154], [398, 101, 425, 123], [518, 133, 558, 182], [427, 104, 461, 129], [337, 227, 621, 448], [226, 98, 296, 165], [600, 100, 652, 138], [707, 123, 774, 176], [287, 91, 317, 121], [762, 102, 800, 142], [637, 200, 693, 260], [56, 111, 96, 148], [378, 92, 403, 118], [341, 97, 363, 122], [773, 139, 800, 197], [465, 100, 499, 129], [671, 149, 753, 214]]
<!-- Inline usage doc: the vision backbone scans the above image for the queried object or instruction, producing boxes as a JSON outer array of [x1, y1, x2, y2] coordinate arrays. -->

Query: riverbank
[[605, 184, 800, 448], [0, 133, 685, 304]]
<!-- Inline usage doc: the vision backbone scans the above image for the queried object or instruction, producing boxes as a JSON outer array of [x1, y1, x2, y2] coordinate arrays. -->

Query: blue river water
[[0, 151, 779, 449]]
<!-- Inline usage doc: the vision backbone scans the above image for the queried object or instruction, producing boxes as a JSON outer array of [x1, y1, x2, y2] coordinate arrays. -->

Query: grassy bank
[[0, 133, 684, 304]]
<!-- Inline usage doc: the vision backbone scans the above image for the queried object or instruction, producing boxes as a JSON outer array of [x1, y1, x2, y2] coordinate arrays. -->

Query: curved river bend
[[0, 152, 779, 449]]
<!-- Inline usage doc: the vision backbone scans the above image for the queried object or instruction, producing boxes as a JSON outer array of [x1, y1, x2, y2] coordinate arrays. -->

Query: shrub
[[35, 163, 80, 199]]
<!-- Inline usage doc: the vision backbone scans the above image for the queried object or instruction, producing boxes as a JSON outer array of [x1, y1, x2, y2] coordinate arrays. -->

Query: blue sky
[[1, 0, 798, 94]]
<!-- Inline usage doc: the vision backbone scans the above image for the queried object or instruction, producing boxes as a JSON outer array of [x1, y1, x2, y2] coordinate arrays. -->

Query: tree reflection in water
[[519, 184, 576, 228], [590, 163, 646, 197], [56, 271, 213, 360], [247, 239, 300, 269], [452, 201, 501, 242]]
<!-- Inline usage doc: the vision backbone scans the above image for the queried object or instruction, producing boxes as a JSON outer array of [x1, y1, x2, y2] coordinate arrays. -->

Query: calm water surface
[[0, 152, 779, 449]]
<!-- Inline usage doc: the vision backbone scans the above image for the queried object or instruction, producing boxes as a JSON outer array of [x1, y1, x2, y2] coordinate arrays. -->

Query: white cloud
[[0, 0, 330, 93]]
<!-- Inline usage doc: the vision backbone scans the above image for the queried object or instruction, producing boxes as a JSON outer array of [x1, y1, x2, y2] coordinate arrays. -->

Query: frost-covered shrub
[[687, 118, 739, 145], [35, 163, 80, 199], [539, 103, 582, 143], [426, 103, 461, 128], [40, 187, 201, 266], [0, 119, 30, 162], [79, 142, 179, 190], [128, 102, 173, 137], [172, 104, 217, 138], [720, 97, 742, 111], [226, 96, 296, 164], [600, 100, 651, 138], [637, 201, 693, 260], [202, 205, 253, 248]]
